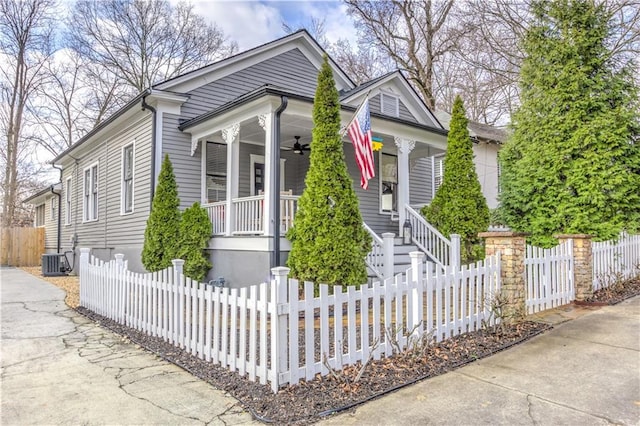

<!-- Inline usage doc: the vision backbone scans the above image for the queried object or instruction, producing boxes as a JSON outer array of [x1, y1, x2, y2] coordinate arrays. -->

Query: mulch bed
[[584, 276, 640, 305], [75, 306, 550, 424]]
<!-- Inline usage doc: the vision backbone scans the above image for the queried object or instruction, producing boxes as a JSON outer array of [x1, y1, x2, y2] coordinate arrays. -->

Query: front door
[[254, 162, 265, 195]]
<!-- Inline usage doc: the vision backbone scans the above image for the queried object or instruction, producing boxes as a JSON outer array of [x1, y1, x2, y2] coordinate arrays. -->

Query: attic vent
[[380, 92, 399, 118]]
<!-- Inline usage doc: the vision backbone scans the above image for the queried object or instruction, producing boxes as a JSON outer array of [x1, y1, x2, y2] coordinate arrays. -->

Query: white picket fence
[[592, 233, 640, 290], [524, 240, 575, 314], [79, 249, 501, 392]]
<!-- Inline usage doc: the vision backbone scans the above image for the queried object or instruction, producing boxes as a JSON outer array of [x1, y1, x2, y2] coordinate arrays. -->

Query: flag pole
[[340, 91, 371, 138]]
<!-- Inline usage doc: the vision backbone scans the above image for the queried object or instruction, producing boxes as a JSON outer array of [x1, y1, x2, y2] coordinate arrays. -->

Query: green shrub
[[422, 96, 490, 263], [142, 154, 181, 271], [286, 55, 371, 287], [176, 202, 212, 281]]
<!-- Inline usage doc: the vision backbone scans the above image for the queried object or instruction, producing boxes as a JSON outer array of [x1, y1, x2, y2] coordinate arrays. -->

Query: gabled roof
[[435, 110, 508, 144], [341, 71, 443, 130], [23, 184, 60, 205], [155, 29, 355, 94], [179, 84, 448, 137]]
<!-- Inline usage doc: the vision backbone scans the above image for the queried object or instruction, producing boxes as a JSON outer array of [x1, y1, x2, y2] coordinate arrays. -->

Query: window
[[35, 204, 45, 227], [206, 142, 227, 202], [83, 163, 98, 222], [380, 92, 400, 118], [433, 155, 445, 192], [65, 177, 72, 225], [380, 152, 397, 213], [121, 144, 134, 213], [50, 197, 57, 221]]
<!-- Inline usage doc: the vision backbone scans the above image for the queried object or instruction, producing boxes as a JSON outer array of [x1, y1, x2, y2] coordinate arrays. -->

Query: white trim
[[65, 176, 72, 226], [35, 203, 45, 228], [201, 140, 207, 203], [250, 154, 285, 195], [50, 197, 56, 221], [120, 141, 135, 215], [82, 161, 99, 223]]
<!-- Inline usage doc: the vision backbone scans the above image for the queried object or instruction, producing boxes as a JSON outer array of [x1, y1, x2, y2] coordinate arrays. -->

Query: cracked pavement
[[321, 296, 640, 425], [1, 267, 256, 425]]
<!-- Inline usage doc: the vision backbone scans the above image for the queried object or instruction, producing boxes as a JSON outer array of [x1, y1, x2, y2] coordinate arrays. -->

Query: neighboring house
[[23, 184, 61, 255], [433, 111, 508, 209], [26, 30, 451, 286]]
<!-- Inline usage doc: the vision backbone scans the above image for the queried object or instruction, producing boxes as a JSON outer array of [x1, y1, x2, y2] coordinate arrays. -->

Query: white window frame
[[380, 91, 400, 118], [50, 197, 56, 221], [35, 204, 45, 227], [83, 162, 99, 222], [65, 177, 72, 225], [379, 152, 398, 214], [249, 154, 285, 196], [121, 142, 135, 215], [432, 154, 445, 195]]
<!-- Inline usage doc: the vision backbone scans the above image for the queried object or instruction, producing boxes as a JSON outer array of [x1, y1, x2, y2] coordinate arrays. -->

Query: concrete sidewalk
[[321, 296, 640, 425], [0, 267, 255, 425]]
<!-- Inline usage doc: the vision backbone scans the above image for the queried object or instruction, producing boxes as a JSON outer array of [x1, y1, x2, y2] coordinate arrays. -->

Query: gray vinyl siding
[[104, 118, 153, 246], [181, 48, 320, 118], [60, 113, 153, 269], [163, 113, 201, 209], [409, 156, 433, 207], [41, 195, 57, 250], [369, 94, 418, 123]]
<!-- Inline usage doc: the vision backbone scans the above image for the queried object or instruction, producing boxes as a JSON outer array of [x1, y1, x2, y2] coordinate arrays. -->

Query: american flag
[[347, 98, 375, 189]]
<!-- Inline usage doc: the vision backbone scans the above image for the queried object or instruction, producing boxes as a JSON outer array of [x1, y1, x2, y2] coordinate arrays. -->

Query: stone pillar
[[478, 231, 528, 322], [555, 234, 593, 301]]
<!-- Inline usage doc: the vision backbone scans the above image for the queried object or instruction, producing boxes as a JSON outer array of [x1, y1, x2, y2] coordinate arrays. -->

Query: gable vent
[[380, 92, 400, 118]]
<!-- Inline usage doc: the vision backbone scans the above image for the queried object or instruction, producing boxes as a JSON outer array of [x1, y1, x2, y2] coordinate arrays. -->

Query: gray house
[[32, 30, 455, 286]]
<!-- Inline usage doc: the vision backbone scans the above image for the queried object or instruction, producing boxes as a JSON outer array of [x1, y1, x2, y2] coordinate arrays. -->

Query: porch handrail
[[203, 201, 226, 235], [405, 205, 459, 269], [363, 222, 385, 280]]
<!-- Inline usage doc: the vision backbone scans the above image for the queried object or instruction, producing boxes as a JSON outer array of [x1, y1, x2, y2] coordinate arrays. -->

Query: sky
[[186, 0, 359, 50]]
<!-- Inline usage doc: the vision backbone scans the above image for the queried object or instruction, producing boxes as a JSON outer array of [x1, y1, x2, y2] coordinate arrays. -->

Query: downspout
[[51, 164, 63, 254], [272, 96, 288, 269], [141, 92, 157, 202]]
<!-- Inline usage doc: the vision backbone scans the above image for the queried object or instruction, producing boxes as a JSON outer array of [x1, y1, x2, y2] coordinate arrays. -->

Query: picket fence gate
[[79, 249, 501, 392], [592, 233, 640, 291], [524, 240, 574, 314]]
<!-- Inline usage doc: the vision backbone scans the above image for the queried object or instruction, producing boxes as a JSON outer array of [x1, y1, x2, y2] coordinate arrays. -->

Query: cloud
[[190, 1, 285, 50], [186, 1, 359, 50]]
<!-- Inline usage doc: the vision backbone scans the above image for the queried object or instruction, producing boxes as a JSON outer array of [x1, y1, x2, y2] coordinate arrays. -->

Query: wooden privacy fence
[[79, 249, 501, 392], [592, 233, 640, 290], [525, 240, 574, 314], [0, 227, 45, 266]]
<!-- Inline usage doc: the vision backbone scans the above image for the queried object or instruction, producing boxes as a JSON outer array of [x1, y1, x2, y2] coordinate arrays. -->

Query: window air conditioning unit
[[41, 254, 69, 277]]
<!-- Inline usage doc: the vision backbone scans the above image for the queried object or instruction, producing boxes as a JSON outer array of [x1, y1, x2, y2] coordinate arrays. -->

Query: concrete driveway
[[0, 267, 255, 425]]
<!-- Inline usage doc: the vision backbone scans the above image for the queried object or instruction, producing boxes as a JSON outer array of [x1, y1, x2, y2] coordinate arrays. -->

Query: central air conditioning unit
[[41, 254, 69, 277]]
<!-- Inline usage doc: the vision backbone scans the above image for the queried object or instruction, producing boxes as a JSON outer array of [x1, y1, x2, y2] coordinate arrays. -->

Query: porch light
[[403, 219, 412, 245]]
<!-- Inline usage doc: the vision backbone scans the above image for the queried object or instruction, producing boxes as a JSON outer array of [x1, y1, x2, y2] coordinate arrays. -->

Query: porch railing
[[203, 195, 299, 236], [364, 223, 385, 280], [405, 205, 460, 269]]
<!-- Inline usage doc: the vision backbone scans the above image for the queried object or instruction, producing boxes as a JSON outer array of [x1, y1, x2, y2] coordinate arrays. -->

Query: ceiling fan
[[284, 135, 310, 155]]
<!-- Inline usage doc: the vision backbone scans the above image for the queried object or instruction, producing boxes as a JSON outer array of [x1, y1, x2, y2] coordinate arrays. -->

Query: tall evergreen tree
[[142, 154, 181, 271], [500, 0, 640, 246], [287, 55, 371, 287], [422, 95, 490, 262]]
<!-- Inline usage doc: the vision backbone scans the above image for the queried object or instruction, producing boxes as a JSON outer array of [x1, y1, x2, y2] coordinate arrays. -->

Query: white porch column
[[394, 137, 416, 236], [259, 113, 275, 236], [223, 123, 240, 236]]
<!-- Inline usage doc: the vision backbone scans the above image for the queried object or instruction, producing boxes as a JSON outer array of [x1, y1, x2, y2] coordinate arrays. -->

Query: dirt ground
[[20, 267, 79, 309]]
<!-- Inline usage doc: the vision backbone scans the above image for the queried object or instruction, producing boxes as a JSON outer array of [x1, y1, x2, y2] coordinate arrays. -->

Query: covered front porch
[[181, 89, 448, 241]]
